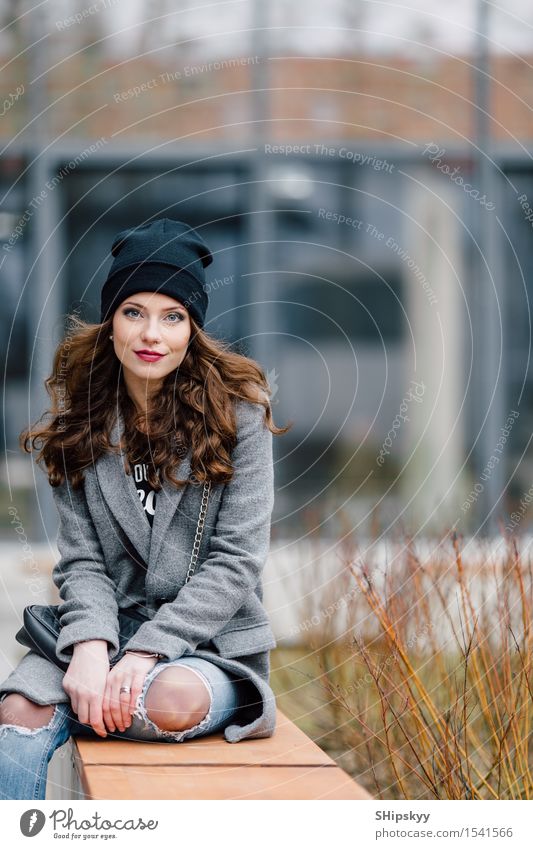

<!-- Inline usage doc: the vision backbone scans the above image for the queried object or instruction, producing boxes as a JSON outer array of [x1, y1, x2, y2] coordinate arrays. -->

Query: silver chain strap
[[184, 479, 211, 584]]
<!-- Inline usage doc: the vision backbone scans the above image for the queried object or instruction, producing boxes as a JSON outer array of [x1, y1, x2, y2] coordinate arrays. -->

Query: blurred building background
[[1, 0, 533, 555]]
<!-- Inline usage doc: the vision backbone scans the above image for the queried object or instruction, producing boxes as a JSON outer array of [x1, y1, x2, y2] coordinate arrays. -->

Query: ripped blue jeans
[[0, 656, 242, 800]]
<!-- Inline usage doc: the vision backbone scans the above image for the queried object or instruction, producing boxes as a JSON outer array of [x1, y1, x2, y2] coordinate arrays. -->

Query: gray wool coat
[[0, 399, 278, 743]]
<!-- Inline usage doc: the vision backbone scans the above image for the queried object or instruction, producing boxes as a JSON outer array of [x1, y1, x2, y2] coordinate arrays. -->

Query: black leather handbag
[[15, 604, 152, 673], [15, 479, 211, 672]]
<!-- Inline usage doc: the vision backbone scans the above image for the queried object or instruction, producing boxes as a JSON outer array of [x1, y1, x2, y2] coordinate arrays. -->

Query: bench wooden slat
[[79, 765, 371, 800], [71, 709, 371, 800], [73, 710, 335, 767]]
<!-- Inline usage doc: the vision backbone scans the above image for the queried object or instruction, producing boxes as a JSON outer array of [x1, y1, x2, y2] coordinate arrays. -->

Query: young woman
[[0, 218, 289, 800]]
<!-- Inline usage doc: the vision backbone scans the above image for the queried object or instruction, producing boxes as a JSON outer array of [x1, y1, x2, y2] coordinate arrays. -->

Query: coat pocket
[[211, 621, 277, 658]]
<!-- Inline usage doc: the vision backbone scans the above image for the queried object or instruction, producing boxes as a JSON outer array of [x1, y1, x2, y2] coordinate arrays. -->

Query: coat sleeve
[[52, 477, 120, 665], [122, 399, 275, 661]]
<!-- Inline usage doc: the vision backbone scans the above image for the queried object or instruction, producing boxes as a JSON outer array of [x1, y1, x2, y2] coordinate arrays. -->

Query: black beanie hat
[[100, 218, 213, 327]]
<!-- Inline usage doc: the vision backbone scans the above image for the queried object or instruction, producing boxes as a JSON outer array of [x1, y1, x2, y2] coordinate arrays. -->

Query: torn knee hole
[[131, 665, 213, 737], [0, 716, 56, 736], [0, 700, 57, 734], [144, 704, 208, 732]]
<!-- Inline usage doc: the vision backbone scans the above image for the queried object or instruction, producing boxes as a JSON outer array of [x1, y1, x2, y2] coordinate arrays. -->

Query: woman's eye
[[122, 308, 184, 322]]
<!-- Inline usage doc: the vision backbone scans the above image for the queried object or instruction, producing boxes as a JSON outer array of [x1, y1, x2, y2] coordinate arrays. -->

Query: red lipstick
[[135, 350, 166, 362]]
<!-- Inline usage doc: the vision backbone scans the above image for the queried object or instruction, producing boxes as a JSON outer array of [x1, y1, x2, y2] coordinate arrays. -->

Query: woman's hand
[[102, 652, 158, 733], [63, 640, 111, 737]]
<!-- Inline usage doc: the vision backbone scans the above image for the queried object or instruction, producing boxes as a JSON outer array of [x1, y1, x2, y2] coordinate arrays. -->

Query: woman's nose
[[141, 321, 161, 342]]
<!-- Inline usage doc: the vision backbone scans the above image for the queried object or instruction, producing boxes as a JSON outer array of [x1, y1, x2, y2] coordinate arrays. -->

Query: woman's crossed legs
[[0, 656, 242, 799], [1, 664, 209, 735]]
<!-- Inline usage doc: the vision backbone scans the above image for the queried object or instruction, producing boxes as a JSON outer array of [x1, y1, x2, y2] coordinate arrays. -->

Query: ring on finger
[[117, 683, 134, 727]]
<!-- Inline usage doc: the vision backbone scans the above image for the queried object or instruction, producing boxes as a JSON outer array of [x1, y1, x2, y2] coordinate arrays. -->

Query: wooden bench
[[63, 709, 371, 800]]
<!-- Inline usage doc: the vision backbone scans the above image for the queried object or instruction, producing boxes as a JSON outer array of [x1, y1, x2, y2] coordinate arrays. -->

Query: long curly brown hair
[[21, 312, 291, 491]]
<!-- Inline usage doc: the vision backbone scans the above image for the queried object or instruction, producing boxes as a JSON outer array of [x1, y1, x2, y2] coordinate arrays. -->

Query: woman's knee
[[144, 666, 211, 732], [0, 694, 56, 730]]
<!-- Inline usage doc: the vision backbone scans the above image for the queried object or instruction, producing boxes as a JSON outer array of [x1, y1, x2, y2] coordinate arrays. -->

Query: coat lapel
[[94, 409, 191, 570]]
